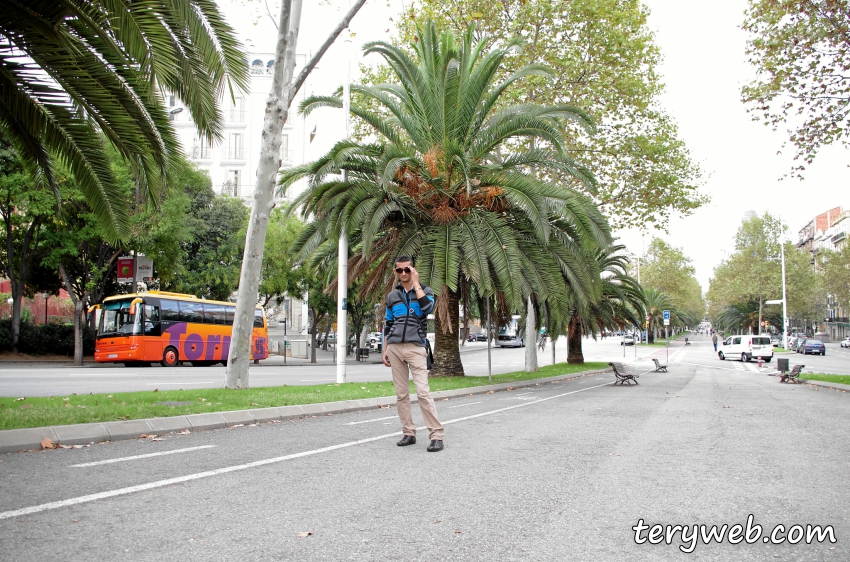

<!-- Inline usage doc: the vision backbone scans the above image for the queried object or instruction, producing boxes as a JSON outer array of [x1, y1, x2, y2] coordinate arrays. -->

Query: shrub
[[0, 319, 95, 355]]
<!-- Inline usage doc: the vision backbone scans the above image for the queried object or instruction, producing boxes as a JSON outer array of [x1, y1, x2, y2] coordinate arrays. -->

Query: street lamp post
[[43, 293, 49, 325]]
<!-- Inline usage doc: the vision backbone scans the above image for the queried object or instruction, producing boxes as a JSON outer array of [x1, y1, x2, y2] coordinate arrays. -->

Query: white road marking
[[0, 379, 611, 521], [145, 382, 214, 386], [447, 401, 482, 409], [345, 415, 398, 425], [70, 446, 217, 468], [746, 363, 762, 373], [679, 361, 752, 372]]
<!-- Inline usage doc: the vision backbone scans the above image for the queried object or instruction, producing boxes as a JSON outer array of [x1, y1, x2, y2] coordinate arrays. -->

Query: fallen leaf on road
[[297, 532, 313, 538], [40, 438, 57, 450], [433, 520, 441, 524], [151, 437, 164, 441], [722, 405, 732, 408], [230, 424, 244, 428], [177, 429, 191, 435], [455, 530, 462, 534]]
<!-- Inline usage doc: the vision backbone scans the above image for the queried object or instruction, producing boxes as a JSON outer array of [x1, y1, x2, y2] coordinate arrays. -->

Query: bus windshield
[[98, 299, 142, 337]]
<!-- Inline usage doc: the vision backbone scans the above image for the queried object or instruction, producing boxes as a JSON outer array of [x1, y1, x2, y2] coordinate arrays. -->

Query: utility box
[[777, 357, 789, 373]]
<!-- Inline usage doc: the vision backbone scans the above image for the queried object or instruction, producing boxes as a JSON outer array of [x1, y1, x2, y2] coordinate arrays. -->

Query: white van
[[718, 335, 773, 362]]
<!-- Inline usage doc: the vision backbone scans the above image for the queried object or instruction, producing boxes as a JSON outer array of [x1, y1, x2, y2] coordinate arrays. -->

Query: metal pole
[[487, 296, 492, 382], [781, 244, 788, 351], [336, 37, 352, 384], [666, 326, 669, 362], [283, 317, 287, 365]]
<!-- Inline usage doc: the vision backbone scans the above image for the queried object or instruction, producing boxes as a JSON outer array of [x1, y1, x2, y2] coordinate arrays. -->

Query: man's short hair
[[394, 254, 413, 265]]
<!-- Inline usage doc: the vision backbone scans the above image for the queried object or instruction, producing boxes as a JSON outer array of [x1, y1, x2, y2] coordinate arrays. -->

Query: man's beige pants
[[387, 342, 444, 441]]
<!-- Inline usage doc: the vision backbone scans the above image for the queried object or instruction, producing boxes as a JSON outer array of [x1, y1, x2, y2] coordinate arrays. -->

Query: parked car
[[467, 333, 487, 342], [800, 339, 826, 355], [367, 332, 383, 344], [840, 337, 850, 348], [718, 335, 773, 362], [770, 335, 781, 347], [786, 337, 800, 350], [793, 339, 808, 353], [620, 335, 635, 346]]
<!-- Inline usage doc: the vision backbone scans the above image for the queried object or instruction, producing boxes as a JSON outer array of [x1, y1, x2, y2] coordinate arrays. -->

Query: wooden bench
[[779, 364, 805, 384], [609, 362, 639, 385], [652, 358, 667, 372]]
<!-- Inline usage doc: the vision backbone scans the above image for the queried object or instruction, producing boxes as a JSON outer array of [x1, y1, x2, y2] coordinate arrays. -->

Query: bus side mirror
[[129, 298, 143, 316]]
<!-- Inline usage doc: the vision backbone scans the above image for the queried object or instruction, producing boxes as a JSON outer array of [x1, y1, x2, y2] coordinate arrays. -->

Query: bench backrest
[[788, 365, 804, 376]]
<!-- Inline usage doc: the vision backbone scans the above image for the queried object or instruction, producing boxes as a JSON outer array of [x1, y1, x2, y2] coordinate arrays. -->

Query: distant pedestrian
[[712, 332, 718, 352], [382, 255, 444, 452]]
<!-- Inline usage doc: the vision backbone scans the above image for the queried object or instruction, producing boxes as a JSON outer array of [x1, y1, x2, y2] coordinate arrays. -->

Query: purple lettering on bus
[[221, 336, 231, 361], [254, 337, 267, 359], [183, 333, 204, 361], [205, 335, 222, 360], [165, 323, 187, 349]]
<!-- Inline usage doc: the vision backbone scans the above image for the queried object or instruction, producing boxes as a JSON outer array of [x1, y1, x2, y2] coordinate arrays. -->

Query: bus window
[[225, 305, 234, 325], [204, 303, 226, 324], [254, 307, 265, 328], [99, 299, 141, 336], [144, 304, 161, 336], [161, 299, 180, 322], [179, 300, 204, 323]]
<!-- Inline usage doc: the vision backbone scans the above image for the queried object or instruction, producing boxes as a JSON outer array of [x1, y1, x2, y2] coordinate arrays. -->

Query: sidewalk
[[0, 365, 611, 454]]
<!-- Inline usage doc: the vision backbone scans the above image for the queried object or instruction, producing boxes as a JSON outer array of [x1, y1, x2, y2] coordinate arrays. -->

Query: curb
[[0, 368, 612, 454], [798, 379, 850, 393]]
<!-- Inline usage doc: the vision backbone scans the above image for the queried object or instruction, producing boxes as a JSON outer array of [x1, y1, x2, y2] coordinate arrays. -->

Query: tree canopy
[[0, 0, 248, 241], [390, 0, 707, 230], [742, 0, 850, 175]]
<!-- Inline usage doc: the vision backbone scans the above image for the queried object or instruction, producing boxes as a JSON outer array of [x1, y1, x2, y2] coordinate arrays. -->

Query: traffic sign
[[663, 309, 670, 326]]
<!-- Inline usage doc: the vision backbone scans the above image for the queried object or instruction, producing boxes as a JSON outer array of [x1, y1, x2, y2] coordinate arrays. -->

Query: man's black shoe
[[426, 440, 444, 452], [397, 435, 416, 446]]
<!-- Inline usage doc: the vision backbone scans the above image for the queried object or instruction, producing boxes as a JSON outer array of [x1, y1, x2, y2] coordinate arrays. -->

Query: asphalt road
[[1, 335, 848, 397], [1, 337, 847, 560]]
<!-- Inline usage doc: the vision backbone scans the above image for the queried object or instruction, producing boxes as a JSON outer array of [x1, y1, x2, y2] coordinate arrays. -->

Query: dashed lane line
[[70, 446, 217, 468], [345, 415, 397, 425], [0, 379, 612, 521]]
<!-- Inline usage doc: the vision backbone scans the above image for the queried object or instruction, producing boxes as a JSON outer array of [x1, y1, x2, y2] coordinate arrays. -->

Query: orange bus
[[90, 291, 268, 366]]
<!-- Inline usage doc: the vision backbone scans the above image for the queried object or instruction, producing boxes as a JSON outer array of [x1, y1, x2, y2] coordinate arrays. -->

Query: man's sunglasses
[[395, 267, 412, 274]]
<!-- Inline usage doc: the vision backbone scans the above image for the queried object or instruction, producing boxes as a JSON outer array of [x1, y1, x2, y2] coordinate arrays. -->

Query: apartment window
[[228, 133, 243, 159], [169, 95, 175, 107], [190, 137, 209, 160], [228, 96, 245, 122], [227, 170, 240, 197], [280, 134, 290, 162]]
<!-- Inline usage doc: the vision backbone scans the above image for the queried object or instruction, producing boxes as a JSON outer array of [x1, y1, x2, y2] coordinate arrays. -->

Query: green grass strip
[[0, 362, 609, 431], [799, 374, 850, 386]]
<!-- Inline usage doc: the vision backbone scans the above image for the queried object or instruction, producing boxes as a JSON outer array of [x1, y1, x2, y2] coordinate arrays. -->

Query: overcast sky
[[222, 0, 848, 292]]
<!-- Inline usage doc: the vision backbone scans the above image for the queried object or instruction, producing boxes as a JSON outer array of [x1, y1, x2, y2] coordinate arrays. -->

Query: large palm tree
[[283, 22, 610, 376], [566, 245, 645, 363], [643, 287, 682, 343], [0, 0, 248, 241]]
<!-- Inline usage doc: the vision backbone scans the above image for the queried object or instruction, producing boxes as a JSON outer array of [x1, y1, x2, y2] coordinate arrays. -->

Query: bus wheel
[[161, 347, 179, 367]]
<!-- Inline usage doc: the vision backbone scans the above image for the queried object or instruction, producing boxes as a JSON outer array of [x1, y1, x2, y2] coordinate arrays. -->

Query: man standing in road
[[712, 332, 718, 352], [382, 255, 444, 452]]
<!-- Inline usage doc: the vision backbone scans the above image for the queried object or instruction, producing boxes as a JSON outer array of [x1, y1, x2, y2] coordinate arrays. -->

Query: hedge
[[0, 319, 95, 356]]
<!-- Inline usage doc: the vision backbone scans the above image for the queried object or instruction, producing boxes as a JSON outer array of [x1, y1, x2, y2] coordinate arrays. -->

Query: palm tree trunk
[[431, 288, 464, 377], [567, 313, 584, 364]]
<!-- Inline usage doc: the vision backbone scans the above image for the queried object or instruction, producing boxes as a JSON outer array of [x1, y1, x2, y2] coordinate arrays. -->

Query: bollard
[[758, 357, 762, 368]]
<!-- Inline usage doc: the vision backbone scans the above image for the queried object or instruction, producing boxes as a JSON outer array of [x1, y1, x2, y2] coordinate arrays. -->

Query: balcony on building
[[188, 145, 211, 160], [221, 145, 246, 162]]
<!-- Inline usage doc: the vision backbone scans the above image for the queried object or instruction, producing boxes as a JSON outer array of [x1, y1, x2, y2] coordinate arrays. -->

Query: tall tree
[[638, 238, 705, 322], [394, 0, 707, 230], [258, 207, 304, 307], [225, 0, 368, 389], [0, 138, 56, 350], [742, 0, 850, 175], [567, 245, 644, 363], [821, 244, 850, 317], [284, 21, 611, 377], [707, 213, 785, 334], [0, 0, 248, 240]]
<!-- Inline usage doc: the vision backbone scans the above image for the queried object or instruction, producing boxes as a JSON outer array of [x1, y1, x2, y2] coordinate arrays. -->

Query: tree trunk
[[224, 0, 368, 389], [567, 313, 584, 364], [309, 311, 319, 363], [430, 288, 464, 377], [524, 295, 538, 372], [226, 0, 303, 388], [648, 326, 655, 344], [58, 262, 85, 366], [9, 289, 21, 353]]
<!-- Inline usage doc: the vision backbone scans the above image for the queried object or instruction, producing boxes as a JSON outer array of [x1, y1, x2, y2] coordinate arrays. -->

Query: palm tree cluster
[[0, 0, 248, 241], [283, 22, 645, 374]]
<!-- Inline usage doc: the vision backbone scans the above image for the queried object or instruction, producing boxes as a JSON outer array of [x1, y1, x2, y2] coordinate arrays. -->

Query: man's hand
[[409, 266, 420, 287], [382, 352, 391, 367]]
